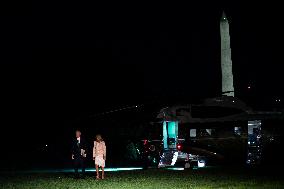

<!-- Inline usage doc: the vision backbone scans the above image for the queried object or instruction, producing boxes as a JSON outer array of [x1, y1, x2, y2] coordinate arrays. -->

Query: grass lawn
[[1, 167, 283, 189]]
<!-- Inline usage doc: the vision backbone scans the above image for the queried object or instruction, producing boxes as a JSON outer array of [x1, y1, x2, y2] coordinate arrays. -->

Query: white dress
[[93, 141, 106, 167]]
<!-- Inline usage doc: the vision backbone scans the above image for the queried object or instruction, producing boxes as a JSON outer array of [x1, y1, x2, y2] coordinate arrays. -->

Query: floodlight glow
[[168, 122, 176, 138], [18, 167, 143, 174], [163, 121, 168, 149], [166, 167, 184, 171], [171, 152, 178, 165], [198, 161, 205, 168], [85, 167, 144, 172]]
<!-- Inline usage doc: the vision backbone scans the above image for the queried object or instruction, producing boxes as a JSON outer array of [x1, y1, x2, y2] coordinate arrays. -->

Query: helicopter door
[[247, 120, 262, 165], [163, 121, 178, 150]]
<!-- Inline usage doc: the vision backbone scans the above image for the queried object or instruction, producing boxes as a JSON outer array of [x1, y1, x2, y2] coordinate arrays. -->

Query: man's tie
[[77, 140, 80, 147]]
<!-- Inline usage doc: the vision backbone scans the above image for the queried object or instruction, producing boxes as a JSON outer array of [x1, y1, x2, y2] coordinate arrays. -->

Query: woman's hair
[[96, 134, 103, 141]]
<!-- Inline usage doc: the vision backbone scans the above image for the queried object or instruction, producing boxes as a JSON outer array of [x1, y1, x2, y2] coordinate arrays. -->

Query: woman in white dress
[[93, 134, 106, 179]]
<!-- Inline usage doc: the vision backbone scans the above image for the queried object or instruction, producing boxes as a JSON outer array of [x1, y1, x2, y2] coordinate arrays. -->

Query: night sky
[[29, 2, 284, 119], [1, 1, 284, 168]]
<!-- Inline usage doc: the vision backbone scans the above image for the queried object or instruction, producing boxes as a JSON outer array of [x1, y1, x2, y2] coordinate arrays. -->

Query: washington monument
[[220, 11, 234, 97]]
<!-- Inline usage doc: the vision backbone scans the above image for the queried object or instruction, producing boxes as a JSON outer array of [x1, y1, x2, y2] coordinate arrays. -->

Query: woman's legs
[[101, 166, 105, 179], [95, 164, 100, 179]]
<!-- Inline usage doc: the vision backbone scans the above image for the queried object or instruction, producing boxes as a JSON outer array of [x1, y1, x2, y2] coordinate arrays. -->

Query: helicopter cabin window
[[190, 129, 196, 137]]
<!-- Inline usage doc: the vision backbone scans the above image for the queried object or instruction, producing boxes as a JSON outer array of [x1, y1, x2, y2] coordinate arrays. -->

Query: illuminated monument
[[220, 11, 234, 97]]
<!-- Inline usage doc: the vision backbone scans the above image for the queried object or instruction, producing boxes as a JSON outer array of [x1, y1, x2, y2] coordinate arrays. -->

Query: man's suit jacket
[[72, 137, 87, 159]]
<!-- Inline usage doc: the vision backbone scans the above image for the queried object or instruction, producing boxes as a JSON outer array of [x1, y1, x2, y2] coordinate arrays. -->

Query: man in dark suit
[[72, 129, 87, 178]]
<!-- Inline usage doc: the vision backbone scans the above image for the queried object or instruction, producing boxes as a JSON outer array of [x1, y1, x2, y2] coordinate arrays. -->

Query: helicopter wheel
[[184, 162, 191, 169]]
